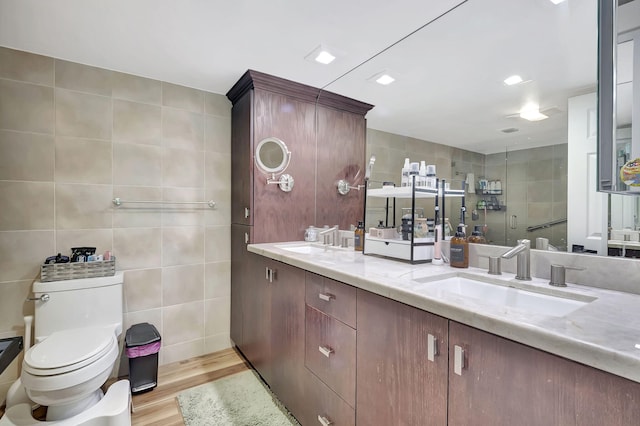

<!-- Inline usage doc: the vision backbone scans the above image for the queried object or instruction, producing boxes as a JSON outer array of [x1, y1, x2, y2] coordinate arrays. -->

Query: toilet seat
[[23, 328, 116, 376], [21, 328, 119, 395]]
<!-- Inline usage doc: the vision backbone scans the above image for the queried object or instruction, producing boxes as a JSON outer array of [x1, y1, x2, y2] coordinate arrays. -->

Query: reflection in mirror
[[255, 137, 290, 174], [314, 0, 639, 256], [598, 0, 639, 193]]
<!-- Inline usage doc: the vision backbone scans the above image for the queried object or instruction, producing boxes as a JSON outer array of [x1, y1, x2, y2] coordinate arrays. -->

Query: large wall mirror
[[316, 0, 640, 257], [598, 0, 640, 194]]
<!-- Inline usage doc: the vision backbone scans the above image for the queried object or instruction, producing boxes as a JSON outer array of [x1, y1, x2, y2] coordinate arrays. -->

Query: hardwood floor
[[130, 347, 250, 425], [0, 347, 250, 425]]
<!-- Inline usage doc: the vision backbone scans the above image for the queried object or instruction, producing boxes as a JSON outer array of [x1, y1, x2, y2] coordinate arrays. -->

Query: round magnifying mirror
[[255, 137, 291, 175]]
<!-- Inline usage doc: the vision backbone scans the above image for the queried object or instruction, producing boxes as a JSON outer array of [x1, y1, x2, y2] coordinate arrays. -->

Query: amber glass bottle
[[450, 227, 469, 268], [468, 230, 487, 244], [354, 221, 365, 251]]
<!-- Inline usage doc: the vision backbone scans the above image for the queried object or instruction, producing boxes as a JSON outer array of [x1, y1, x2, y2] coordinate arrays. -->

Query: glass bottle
[[354, 221, 365, 251]]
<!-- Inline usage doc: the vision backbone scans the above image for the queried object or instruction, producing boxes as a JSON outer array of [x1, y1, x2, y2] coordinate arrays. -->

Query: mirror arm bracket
[[337, 179, 365, 195], [267, 173, 294, 192]]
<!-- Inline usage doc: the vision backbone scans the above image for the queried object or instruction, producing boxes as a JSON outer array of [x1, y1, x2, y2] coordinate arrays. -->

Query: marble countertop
[[248, 241, 640, 383]]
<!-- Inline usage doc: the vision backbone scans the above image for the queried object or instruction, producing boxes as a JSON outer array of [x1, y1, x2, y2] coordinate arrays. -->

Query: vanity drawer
[[305, 305, 356, 407], [301, 368, 355, 426], [305, 272, 356, 328]]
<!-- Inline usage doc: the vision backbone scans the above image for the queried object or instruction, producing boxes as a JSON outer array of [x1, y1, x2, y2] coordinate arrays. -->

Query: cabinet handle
[[265, 267, 270, 281], [318, 345, 334, 358], [269, 268, 276, 283], [244, 232, 249, 244], [509, 215, 517, 229], [318, 293, 334, 302], [317, 415, 333, 426], [427, 333, 438, 362], [244, 207, 250, 218], [454, 345, 465, 376]]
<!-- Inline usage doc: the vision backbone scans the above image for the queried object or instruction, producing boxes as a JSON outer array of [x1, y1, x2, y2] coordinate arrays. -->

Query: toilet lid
[[24, 327, 116, 375]]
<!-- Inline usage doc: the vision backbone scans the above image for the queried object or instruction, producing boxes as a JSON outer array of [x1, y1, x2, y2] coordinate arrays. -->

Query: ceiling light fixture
[[504, 75, 524, 85], [519, 103, 549, 121], [549, 0, 567, 4], [375, 74, 395, 85], [368, 71, 396, 86], [304, 45, 336, 65]]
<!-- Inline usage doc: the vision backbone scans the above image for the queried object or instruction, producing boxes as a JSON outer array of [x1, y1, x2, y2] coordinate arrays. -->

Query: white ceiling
[[0, 0, 597, 154]]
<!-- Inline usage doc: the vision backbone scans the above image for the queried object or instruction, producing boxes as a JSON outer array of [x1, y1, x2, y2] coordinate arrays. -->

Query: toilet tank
[[32, 273, 124, 342]]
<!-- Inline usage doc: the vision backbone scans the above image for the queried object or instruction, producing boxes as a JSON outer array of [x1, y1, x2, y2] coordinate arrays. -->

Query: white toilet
[[0, 273, 131, 425]]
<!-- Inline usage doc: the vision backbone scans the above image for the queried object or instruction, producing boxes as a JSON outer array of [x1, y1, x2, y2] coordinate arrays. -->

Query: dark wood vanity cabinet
[[235, 250, 307, 419], [237, 256, 640, 426], [448, 321, 640, 426], [356, 289, 448, 426]]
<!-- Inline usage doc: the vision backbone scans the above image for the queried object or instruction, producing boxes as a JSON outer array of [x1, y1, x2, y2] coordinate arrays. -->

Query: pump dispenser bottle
[[354, 221, 365, 251], [450, 226, 469, 268], [401, 158, 410, 187], [418, 161, 427, 187]]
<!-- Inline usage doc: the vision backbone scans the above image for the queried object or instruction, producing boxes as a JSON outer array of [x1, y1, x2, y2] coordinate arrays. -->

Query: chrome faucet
[[500, 239, 531, 281], [318, 225, 340, 246]]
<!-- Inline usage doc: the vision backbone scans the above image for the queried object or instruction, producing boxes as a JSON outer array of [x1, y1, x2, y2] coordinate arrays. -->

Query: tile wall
[[0, 46, 231, 402], [485, 144, 567, 249]]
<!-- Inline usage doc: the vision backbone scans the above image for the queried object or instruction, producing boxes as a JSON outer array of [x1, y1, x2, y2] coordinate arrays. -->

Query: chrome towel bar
[[112, 198, 215, 208]]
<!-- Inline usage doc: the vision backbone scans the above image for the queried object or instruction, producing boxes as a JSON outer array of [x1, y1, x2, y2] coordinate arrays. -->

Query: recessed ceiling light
[[519, 103, 549, 121], [504, 75, 524, 85], [367, 71, 396, 86], [315, 50, 335, 65], [304, 45, 336, 65], [549, 0, 566, 4], [375, 74, 395, 85]]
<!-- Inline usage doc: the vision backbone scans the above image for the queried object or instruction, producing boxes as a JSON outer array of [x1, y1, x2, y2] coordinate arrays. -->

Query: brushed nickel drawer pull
[[454, 345, 465, 375], [318, 345, 334, 358], [318, 415, 333, 426], [427, 333, 438, 362], [318, 293, 335, 302]]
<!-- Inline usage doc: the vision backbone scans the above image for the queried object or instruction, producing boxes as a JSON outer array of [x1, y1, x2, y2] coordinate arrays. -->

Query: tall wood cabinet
[[226, 69, 373, 244], [227, 70, 372, 424]]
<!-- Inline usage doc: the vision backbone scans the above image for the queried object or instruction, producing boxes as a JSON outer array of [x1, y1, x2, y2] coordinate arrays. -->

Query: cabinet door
[[448, 321, 640, 426], [231, 91, 253, 226], [230, 224, 251, 347], [315, 106, 366, 229], [252, 89, 316, 243], [269, 260, 306, 421], [356, 289, 448, 426], [241, 253, 272, 384]]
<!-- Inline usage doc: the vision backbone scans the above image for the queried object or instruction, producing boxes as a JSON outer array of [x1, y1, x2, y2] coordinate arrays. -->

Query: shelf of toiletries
[[367, 186, 465, 199], [476, 179, 502, 195]]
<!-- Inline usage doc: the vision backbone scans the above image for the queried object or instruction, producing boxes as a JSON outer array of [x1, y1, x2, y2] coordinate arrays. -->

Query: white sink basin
[[417, 276, 594, 317], [275, 243, 329, 254]]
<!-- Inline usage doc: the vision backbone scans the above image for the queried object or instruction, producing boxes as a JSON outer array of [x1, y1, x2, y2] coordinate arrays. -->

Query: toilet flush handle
[[26, 294, 49, 302]]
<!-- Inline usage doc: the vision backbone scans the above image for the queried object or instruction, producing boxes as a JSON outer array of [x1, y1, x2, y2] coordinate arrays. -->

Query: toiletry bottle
[[468, 230, 486, 244], [450, 226, 469, 268], [409, 162, 419, 187], [418, 161, 427, 187], [426, 164, 437, 189], [401, 158, 410, 187], [354, 221, 365, 251]]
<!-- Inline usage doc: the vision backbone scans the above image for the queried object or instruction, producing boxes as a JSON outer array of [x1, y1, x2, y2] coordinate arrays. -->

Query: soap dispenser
[[450, 226, 469, 268], [354, 221, 365, 251]]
